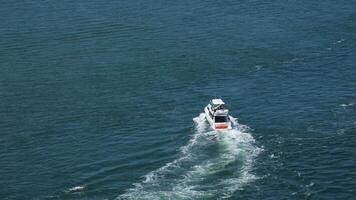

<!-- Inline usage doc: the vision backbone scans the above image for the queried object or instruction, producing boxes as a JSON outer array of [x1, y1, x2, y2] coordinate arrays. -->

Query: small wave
[[340, 103, 355, 108], [255, 65, 263, 70], [67, 185, 85, 192], [117, 113, 261, 200], [290, 58, 304, 62], [335, 39, 345, 44]]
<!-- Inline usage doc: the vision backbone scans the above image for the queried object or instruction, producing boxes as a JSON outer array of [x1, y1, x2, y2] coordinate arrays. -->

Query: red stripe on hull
[[215, 124, 228, 129]]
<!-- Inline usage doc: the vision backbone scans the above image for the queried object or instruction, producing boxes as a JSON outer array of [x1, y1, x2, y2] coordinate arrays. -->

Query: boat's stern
[[214, 122, 232, 130]]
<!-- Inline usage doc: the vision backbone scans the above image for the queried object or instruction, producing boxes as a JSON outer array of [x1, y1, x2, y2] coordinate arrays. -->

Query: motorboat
[[204, 99, 232, 130]]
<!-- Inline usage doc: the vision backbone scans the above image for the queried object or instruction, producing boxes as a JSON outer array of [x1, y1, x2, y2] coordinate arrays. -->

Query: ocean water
[[1, 0, 356, 199]]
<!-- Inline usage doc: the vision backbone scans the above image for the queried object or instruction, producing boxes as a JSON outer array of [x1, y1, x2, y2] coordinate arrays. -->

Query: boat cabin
[[209, 99, 229, 123]]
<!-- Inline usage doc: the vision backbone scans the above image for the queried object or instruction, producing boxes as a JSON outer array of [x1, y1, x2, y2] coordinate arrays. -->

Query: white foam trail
[[117, 113, 261, 200]]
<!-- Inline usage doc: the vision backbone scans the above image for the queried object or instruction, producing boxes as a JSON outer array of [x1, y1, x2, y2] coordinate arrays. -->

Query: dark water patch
[[1, 0, 356, 199]]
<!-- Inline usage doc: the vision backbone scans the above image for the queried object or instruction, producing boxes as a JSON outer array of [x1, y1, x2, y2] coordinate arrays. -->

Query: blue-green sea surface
[[1, 0, 355, 199]]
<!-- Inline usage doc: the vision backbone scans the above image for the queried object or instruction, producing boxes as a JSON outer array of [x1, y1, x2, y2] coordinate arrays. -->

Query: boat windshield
[[212, 104, 226, 111], [215, 116, 228, 123], [217, 104, 226, 110]]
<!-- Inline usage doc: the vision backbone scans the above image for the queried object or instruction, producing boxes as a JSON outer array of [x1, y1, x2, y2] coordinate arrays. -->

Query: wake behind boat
[[204, 99, 233, 130]]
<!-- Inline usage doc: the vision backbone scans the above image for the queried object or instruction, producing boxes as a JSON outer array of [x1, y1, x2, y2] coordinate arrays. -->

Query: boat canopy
[[210, 99, 227, 111], [211, 99, 225, 105]]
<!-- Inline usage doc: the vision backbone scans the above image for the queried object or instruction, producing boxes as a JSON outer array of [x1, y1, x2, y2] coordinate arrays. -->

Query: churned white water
[[117, 113, 262, 200]]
